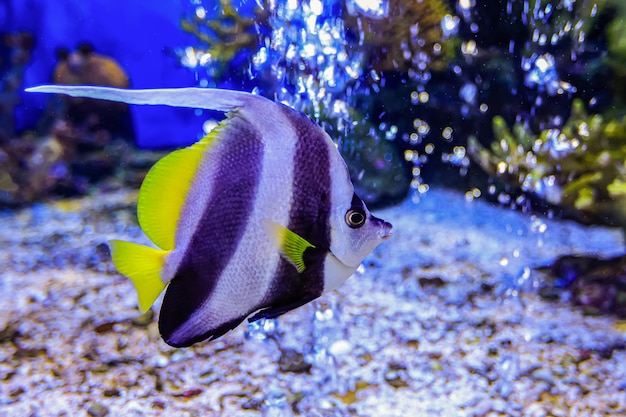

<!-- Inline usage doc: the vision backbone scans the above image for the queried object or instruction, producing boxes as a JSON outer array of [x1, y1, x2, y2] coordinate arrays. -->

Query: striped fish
[[26, 85, 393, 347]]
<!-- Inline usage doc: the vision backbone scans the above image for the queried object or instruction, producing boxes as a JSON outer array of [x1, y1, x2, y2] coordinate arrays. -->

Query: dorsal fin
[[138, 134, 216, 250], [25, 85, 253, 112]]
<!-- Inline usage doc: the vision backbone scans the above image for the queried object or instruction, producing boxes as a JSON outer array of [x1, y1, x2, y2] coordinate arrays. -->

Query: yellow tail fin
[[109, 239, 168, 312]]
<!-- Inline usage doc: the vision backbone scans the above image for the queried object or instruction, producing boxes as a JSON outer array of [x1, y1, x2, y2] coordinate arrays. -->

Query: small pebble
[[278, 348, 312, 373], [86, 402, 109, 417], [532, 369, 555, 385], [328, 339, 352, 356]]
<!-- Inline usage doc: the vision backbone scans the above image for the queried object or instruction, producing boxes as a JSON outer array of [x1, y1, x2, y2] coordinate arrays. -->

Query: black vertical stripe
[[252, 105, 333, 320], [159, 115, 264, 347]]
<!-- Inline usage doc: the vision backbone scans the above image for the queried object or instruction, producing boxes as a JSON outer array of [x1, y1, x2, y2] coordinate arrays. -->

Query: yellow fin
[[263, 220, 315, 273], [138, 134, 216, 250], [109, 239, 169, 312]]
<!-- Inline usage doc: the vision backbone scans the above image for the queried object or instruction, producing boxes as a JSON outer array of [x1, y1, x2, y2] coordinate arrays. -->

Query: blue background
[[2, 0, 213, 148]]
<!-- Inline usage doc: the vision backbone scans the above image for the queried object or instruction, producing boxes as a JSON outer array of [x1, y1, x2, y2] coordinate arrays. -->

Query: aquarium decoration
[[469, 99, 626, 229], [0, 42, 154, 205], [52, 43, 134, 138], [178, 0, 263, 80], [538, 254, 626, 318]]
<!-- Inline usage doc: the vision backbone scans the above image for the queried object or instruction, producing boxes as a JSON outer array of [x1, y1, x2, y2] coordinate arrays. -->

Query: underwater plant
[[343, 0, 455, 74], [469, 99, 626, 229], [179, 0, 264, 79]]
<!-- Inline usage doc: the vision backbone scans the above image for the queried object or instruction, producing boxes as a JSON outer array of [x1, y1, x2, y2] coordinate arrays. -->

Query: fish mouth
[[371, 215, 393, 240]]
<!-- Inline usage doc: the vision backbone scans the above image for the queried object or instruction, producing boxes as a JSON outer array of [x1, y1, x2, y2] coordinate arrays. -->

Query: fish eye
[[345, 209, 366, 228]]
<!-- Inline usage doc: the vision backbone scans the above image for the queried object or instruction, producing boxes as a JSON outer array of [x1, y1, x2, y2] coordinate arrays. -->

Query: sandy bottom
[[1, 187, 625, 416]]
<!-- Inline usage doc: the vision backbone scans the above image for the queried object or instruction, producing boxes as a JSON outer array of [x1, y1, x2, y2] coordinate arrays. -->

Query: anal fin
[[109, 239, 168, 312]]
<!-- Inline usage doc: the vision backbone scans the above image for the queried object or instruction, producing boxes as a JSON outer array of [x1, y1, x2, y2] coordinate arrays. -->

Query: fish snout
[[370, 215, 393, 240]]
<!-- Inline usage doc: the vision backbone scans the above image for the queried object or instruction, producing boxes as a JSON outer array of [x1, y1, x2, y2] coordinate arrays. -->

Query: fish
[[26, 85, 393, 347]]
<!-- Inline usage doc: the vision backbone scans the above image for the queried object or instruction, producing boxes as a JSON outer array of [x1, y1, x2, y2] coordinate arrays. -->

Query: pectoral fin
[[263, 220, 315, 273]]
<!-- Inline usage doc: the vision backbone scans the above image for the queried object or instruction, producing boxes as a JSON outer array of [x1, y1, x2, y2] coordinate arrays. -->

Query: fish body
[[26, 85, 392, 347]]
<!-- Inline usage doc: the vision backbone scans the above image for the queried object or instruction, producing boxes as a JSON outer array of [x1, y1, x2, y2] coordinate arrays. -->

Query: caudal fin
[[109, 239, 168, 312]]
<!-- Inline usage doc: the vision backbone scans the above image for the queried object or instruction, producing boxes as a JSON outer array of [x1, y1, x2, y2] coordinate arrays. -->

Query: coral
[[0, 122, 165, 206], [0, 42, 139, 205], [179, 0, 264, 77], [469, 99, 626, 228], [538, 254, 626, 318], [0, 129, 68, 204], [0, 32, 35, 141], [53, 43, 133, 140], [182, 0, 455, 78], [53, 43, 129, 89], [2, 40, 160, 205], [343, 0, 455, 73]]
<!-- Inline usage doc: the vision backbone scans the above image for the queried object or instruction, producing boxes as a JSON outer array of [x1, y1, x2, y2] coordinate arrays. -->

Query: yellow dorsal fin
[[263, 220, 315, 273], [109, 239, 169, 312], [137, 134, 216, 250]]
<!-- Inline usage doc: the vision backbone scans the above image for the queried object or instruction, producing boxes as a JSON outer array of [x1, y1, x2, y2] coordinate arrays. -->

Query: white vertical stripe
[[161, 140, 222, 280]]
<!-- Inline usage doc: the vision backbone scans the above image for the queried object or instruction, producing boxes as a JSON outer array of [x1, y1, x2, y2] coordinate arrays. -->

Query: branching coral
[[343, 0, 455, 73], [469, 99, 626, 228], [182, 0, 456, 77], [179, 0, 265, 77]]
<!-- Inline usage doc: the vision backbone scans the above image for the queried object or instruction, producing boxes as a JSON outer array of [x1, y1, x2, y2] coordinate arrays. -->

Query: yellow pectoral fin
[[109, 239, 169, 312], [263, 220, 315, 273]]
